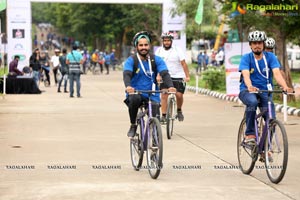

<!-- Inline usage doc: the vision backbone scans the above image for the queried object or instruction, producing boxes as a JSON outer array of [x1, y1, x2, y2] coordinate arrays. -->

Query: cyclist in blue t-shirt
[[238, 30, 293, 144], [123, 31, 176, 138]]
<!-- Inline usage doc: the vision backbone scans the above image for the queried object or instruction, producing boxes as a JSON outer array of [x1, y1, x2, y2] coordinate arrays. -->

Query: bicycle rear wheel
[[237, 118, 256, 174], [146, 117, 163, 179], [130, 121, 144, 171], [264, 119, 288, 184], [166, 96, 176, 139]]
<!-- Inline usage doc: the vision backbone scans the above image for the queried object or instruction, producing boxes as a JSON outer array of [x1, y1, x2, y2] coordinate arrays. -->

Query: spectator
[[197, 52, 204, 74], [51, 49, 61, 85], [29, 48, 41, 86], [9, 55, 23, 76], [104, 51, 111, 75], [66, 45, 83, 98], [57, 48, 69, 93], [110, 49, 116, 71], [40, 51, 51, 86]]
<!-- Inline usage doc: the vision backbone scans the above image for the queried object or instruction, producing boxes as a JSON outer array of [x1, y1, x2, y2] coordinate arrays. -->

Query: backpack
[[131, 53, 157, 78]]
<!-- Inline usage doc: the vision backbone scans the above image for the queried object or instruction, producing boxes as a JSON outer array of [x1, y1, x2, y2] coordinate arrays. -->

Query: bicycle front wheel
[[130, 121, 144, 171], [146, 117, 163, 179], [166, 97, 176, 139], [264, 119, 288, 184], [237, 118, 256, 174]]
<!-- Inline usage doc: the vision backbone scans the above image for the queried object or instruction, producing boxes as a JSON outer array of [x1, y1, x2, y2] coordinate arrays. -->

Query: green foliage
[[0, 67, 8, 76], [202, 66, 226, 91], [31, 3, 162, 49], [171, 0, 219, 41]]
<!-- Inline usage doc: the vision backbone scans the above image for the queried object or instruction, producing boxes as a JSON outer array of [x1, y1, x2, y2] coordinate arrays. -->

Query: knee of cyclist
[[128, 94, 141, 106], [248, 99, 258, 107]]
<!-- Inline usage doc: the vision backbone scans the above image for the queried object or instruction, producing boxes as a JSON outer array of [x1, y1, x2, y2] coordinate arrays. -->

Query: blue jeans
[[238, 90, 276, 136], [32, 70, 40, 88], [69, 71, 81, 97]]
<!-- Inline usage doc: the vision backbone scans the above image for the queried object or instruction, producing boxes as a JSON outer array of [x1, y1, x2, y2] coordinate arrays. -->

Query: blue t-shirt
[[105, 55, 110, 64], [239, 51, 280, 91], [67, 50, 83, 62], [66, 50, 83, 72], [123, 55, 168, 102]]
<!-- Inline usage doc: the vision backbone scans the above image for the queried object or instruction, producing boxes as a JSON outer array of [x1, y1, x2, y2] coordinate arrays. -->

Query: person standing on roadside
[[104, 51, 110, 75], [29, 48, 41, 87], [66, 45, 83, 98], [57, 48, 69, 93], [51, 48, 61, 86]]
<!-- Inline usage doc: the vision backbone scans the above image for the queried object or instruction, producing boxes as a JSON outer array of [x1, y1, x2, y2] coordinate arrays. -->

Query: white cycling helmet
[[264, 37, 276, 49], [248, 30, 267, 42], [161, 32, 174, 40]]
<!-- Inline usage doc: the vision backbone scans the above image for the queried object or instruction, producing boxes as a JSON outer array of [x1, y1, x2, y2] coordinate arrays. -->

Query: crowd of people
[[23, 46, 118, 98], [196, 48, 225, 74]]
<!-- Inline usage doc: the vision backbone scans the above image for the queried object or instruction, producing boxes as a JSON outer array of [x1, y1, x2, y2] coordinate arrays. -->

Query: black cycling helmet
[[161, 32, 174, 40], [132, 31, 152, 47]]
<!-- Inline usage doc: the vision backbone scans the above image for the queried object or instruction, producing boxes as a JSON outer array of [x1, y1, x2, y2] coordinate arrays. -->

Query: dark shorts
[[160, 78, 186, 94]]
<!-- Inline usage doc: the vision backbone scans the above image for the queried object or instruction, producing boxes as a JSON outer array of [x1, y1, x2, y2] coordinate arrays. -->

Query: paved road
[[0, 71, 299, 200]]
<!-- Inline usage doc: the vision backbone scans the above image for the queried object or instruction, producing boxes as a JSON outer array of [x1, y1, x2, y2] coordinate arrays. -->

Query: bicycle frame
[[254, 100, 271, 155], [253, 91, 278, 155], [135, 91, 160, 150]]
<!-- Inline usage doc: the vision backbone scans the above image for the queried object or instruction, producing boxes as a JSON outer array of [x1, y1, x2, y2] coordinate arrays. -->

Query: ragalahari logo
[[232, 2, 247, 14]]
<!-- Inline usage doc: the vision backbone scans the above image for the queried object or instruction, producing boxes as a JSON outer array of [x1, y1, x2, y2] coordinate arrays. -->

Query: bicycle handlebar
[[250, 90, 295, 95], [127, 90, 164, 95], [157, 79, 185, 84]]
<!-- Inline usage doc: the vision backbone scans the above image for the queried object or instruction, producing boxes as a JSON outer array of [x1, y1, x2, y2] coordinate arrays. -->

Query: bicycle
[[237, 90, 293, 184], [161, 79, 185, 139], [165, 91, 177, 139], [129, 90, 163, 179]]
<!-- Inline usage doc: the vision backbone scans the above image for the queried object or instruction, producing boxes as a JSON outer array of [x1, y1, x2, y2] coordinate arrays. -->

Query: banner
[[195, 0, 204, 25], [224, 42, 251, 96], [6, 0, 32, 70], [162, 0, 186, 54]]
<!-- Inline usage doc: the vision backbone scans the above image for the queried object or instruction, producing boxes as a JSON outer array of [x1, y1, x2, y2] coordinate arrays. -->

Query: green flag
[[0, 0, 6, 12], [195, 0, 204, 25]]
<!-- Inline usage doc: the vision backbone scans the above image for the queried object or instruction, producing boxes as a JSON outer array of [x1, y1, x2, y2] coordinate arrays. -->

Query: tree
[[31, 2, 162, 58], [171, 0, 219, 44]]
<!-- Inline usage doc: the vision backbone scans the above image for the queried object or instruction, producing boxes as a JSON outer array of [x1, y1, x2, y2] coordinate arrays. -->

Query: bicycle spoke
[[147, 118, 163, 179], [237, 118, 256, 174], [265, 120, 288, 184]]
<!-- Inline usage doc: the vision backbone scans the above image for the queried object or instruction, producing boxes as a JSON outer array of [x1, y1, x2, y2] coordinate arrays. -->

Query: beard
[[137, 48, 149, 58], [252, 49, 262, 56], [163, 42, 172, 50]]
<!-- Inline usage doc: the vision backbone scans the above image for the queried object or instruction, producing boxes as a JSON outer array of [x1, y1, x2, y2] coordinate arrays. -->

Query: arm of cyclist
[[160, 70, 176, 93], [241, 69, 258, 92], [123, 70, 135, 94], [272, 68, 294, 93], [180, 60, 190, 82]]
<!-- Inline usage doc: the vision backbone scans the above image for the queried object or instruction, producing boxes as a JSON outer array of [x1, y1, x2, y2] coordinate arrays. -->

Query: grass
[[291, 70, 300, 84]]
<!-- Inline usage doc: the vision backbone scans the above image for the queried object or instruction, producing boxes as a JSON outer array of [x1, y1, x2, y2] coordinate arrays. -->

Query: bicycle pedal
[[151, 146, 159, 151]]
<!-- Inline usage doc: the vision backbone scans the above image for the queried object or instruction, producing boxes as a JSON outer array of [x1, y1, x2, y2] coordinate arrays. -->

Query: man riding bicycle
[[238, 30, 293, 145], [155, 32, 190, 123], [123, 31, 176, 138]]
